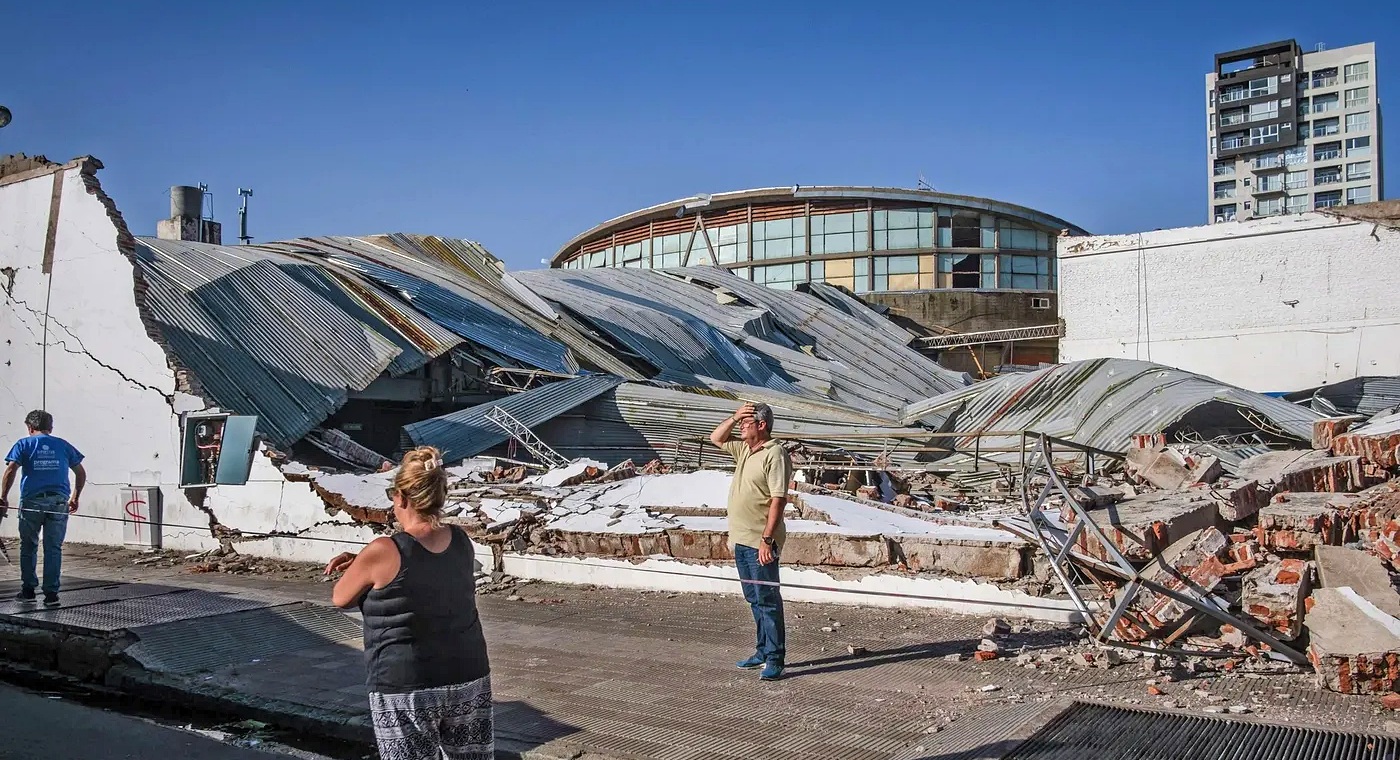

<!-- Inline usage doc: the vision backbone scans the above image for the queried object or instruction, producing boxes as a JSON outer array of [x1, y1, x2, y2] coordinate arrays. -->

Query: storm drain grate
[[1001, 701, 1400, 760], [125, 602, 363, 674]]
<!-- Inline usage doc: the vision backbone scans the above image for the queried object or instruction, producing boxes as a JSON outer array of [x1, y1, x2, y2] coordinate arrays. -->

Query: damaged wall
[[1058, 212, 1400, 393], [0, 157, 376, 562]]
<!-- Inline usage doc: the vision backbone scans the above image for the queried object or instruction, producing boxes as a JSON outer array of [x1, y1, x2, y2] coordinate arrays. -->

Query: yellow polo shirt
[[722, 439, 792, 550]]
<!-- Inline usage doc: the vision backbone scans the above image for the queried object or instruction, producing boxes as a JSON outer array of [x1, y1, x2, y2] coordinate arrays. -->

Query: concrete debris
[[1061, 490, 1218, 562], [1119, 527, 1231, 641], [1241, 558, 1312, 641]]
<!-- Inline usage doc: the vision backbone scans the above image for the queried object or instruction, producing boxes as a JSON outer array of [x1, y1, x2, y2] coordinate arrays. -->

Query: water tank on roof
[[171, 185, 203, 219]]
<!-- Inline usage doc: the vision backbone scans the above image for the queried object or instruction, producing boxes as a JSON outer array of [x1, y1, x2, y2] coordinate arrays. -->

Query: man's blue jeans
[[18, 493, 69, 596], [735, 544, 785, 665]]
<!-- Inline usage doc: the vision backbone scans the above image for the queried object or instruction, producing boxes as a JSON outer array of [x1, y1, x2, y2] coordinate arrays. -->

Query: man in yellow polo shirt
[[709, 402, 792, 681]]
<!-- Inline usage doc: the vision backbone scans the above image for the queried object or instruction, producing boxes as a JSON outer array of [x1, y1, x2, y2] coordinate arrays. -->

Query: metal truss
[[1007, 432, 1309, 666], [916, 323, 1063, 349], [485, 406, 569, 469]]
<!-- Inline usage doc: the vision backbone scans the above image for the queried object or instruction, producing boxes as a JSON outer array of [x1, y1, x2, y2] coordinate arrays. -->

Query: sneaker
[[760, 662, 785, 681], [736, 654, 765, 669], [13, 588, 36, 603], [42, 594, 59, 608]]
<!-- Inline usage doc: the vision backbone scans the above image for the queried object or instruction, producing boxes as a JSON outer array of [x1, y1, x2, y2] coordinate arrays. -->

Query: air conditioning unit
[[1031, 297, 1052, 310]]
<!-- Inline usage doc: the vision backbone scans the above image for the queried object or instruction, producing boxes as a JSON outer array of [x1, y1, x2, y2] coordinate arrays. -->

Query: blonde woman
[[326, 446, 492, 759]]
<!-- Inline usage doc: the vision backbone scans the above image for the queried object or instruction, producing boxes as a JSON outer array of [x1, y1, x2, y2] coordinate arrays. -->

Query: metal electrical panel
[[121, 486, 162, 550], [180, 412, 261, 487]]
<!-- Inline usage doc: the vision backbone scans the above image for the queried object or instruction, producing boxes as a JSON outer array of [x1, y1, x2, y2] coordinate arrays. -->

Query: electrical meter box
[[120, 486, 163, 550], [180, 412, 260, 487]]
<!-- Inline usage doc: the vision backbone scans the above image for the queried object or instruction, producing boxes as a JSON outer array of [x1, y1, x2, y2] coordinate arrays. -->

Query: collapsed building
[[6, 155, 1400, 699]]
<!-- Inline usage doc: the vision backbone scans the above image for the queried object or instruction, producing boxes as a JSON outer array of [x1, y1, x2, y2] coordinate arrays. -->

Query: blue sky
[[4, 1, 1394, 269]]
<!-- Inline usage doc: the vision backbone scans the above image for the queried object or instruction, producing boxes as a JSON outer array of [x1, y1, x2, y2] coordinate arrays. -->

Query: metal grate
[[125, 602, 363, 674], [1001, 702, 1400, 760], [5, 588, 274, 632]]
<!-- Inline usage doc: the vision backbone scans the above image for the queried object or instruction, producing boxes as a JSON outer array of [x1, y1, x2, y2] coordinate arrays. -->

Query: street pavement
[[0, 682, 284, 759]]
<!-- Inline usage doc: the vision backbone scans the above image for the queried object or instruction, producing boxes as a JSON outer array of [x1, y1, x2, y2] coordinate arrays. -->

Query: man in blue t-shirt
[[1, 410, 86, 607]]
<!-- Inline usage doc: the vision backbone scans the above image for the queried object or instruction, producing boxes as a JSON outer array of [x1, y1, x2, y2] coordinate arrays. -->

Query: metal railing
[[1212, 165, 1235, 176], [1315, 197, 1342, 209], [1220, 137, 1246, 150], [1315, 172, 1343, 185], [1314, 149, 1341, 161]]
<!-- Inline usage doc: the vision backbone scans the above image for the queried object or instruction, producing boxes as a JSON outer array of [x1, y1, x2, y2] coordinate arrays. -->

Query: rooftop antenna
[[917, 173, 935, 191], [1315, 42, 1327, 52], [237, 188, 253, 244]]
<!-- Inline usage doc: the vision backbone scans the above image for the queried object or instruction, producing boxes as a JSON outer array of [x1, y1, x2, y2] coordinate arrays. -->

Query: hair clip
[[424, 458, 443, 471]]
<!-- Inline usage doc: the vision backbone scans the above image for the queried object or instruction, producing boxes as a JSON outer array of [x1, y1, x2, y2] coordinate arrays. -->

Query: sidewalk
[[0, 542, 1393, 759]]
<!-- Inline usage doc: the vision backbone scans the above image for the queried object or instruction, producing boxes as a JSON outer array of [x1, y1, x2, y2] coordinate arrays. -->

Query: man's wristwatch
[[761, 536, 776, 547]]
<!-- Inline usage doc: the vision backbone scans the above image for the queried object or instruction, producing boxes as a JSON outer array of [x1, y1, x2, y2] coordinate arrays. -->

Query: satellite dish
[[0, 106, 11, 129]]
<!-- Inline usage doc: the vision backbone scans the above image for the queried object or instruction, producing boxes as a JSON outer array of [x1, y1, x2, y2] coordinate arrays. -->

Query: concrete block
[[1234, 449, 1321, 485], [782, 532, 889, 568], [893, 535, 1025, 580], [1256, 492, 1363, 552], [1189, 456, 1223, 486], [1332, 429, 1400, 469], [1071, 486, 1126, 509], [1063, 490, 1219, 562], [1242, 558, 1312, 641], [1212, 480, 1271, 522], [1306, 588, 1400, 694], [1126, 445, 1192, 491], [1119, 527, 1230, 641], [1314, 544, 1400, 618]]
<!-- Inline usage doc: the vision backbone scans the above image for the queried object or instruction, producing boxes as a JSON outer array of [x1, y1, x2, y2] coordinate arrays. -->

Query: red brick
[[1382, 693, 1400, 710], [974, 651, 998, 662]]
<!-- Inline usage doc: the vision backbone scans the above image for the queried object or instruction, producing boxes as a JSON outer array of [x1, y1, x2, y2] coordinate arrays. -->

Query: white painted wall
[[1058, 212, 1400, 393], [0, 162, 375, 563]]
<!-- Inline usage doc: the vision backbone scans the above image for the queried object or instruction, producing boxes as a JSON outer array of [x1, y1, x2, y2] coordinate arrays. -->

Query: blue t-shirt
[[5, 434, 84, 500]]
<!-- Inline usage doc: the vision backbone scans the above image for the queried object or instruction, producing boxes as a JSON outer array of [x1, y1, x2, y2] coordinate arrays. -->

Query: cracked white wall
[[1, 162, 375, 562], [1059, 213, 1400, 393]]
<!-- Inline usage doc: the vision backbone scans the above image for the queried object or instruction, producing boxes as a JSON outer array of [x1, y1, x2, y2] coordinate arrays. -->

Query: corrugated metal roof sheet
[[1308, 376, 1400, 417], [136, 239, 406, 446], [899, 358, 1323, 460], [801, 282, 917, 345], [402, 374, 626, 462]]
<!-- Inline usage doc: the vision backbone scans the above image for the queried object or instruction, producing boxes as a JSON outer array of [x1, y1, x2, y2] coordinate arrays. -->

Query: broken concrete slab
[[1338, 480, 1400, 571], [1188, 456, 1223, 487], [891, 535, 1025, 580], [1211, 480, 1270, 522], [1126, 445, 1193, 491], [1234, 450, 1322, 485], [1118, 527, 1230, 641], [1306, 588, 1400, 694], [1331, 412, 1400, 469], [1062, 490, 1219, 562], [1279, 455, 1364, 494], [1242, 558, 1312, 641], [1255, 492, 1364, 552], [1314, 545, 1400, 619], [1070, 486, 1126, 509]]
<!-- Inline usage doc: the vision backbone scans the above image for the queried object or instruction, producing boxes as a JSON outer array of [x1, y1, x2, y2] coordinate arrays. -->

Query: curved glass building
[[552, 186, 1086, 294]]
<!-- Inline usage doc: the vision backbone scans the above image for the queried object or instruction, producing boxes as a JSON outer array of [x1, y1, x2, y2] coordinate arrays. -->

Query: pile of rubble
[[1016, 408, 1400, 696]]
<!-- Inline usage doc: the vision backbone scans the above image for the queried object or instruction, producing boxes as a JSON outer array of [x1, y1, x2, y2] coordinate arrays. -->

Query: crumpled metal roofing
[[673, 267, 970, 402], [1304, 376, 1400, 417], [514, 268, 800, 392], [801, 281, 917, 346], [402, 374, 626, 462], [135, 239, 407, 446], [899, 358, 1324, 461]]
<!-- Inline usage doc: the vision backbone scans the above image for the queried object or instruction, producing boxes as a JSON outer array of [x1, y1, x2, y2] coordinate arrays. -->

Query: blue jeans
[[735, 544, 785, 665], [18, 493, 69, 596]]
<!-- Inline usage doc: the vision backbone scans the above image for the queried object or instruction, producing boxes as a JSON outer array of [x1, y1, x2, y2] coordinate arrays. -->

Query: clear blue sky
[[5, 1, 1395, 270]]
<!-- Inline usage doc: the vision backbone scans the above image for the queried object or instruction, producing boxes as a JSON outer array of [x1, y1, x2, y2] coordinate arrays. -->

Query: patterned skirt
[[368, 674, 494, 760]]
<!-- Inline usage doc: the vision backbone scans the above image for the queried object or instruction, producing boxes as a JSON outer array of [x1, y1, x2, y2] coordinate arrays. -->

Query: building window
[[1345, 136, 1371, 157], [1248, 76, 1278, 98], [1256, 197, 1284, 216], [1345, 87, 1369, 108], [1314, 166, 1342, 185], [1219, 107, 1247, 127], [1346, 187, 1372, 205], [937, 208, 992, 248], [1299, 98, 1311, 115], [1284, 170, 1308, 190], [1285, 195, 1309, 214], [997, 254, 1052, 290], [1220, 83, 1248, 103], [1248, 124, 1279, 146], [709, 224, 748, 264], [652, 233, 685, 268], [872, 255, 919, 291], [1315, 190, 1342, 209], [1298, 122, 1311, 139], [1248, 100, 1278, 122], [810, 211, 869, 256], [1346, 161, 1372, 181], [937, 253, 992, 289], [1311, 68, 1338, 88], [996, 220, 1050, 251], [1256, 174, 1283, 192], [1345, 62, 1370, 83], [1314, 141, 1342, 162], [1214, 204, 1237, 222], [1253, 153, 1282, 169], [1345, 112, 1370, 133], [752, 217, 806, 260], [1212, 160, 1235, 177], [872, 207, 933, 251], [1312, 117, 1339, 137], [753, 263, 799, 290], [1212, 180, 1236, 199], [1311, 92, 1340, 113], [1284, 147, 1307, 166]]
